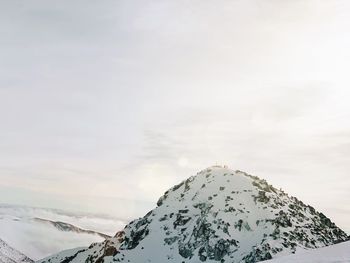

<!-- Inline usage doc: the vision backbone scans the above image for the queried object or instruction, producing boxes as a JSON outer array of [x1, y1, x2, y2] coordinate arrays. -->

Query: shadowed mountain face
[[0, 239, 33, 263], [39, 166, 348, 263]]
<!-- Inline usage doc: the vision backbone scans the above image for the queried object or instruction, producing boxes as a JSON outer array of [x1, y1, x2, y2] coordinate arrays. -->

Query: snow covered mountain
[[0, 238, 33, 263], [266, 240, 350, 262], [38, 166, 349, 263]]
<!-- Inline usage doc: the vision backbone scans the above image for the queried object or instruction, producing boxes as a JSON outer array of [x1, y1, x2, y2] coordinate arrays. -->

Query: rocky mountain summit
[[39, 166, 348, 263], [0, 238, 33, 263]]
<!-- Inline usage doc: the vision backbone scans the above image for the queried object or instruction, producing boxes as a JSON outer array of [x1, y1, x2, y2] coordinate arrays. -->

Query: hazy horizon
[[1, 0, 349, 234]]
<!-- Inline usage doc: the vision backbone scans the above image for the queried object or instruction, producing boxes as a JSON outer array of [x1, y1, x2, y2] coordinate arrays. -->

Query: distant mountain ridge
[[39, 166, 348, 263], [0, 204, 123, 260], [34, 218, 111, 239], [0, 239, 33, 263]]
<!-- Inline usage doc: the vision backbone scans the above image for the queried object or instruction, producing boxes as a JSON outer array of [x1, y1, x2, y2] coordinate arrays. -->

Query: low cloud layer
[[0, 205, 126, 260]]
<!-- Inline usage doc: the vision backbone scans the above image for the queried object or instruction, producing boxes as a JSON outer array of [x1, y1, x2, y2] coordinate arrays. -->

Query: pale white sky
[[0, 0, 349, 232]]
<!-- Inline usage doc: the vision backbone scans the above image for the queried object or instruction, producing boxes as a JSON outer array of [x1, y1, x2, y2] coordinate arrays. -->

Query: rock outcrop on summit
[[39, 166, 348, 263]]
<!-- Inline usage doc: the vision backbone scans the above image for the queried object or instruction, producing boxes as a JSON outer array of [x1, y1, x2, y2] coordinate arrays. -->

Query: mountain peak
[[39, 167, 348, 263]]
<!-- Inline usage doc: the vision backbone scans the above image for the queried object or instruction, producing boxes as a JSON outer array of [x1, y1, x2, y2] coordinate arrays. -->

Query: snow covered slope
[[38, 166, 348, 263], [266, 240, 350, 262], [0, 238, 33, 263]]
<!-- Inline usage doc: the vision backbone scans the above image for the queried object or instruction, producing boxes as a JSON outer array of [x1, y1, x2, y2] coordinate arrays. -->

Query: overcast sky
[[0, 0, 349, 232]]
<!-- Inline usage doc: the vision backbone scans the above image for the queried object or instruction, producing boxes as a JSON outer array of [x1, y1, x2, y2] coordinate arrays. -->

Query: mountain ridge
[[38, 166, 348, 263], [33, 218, 111, 239]]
